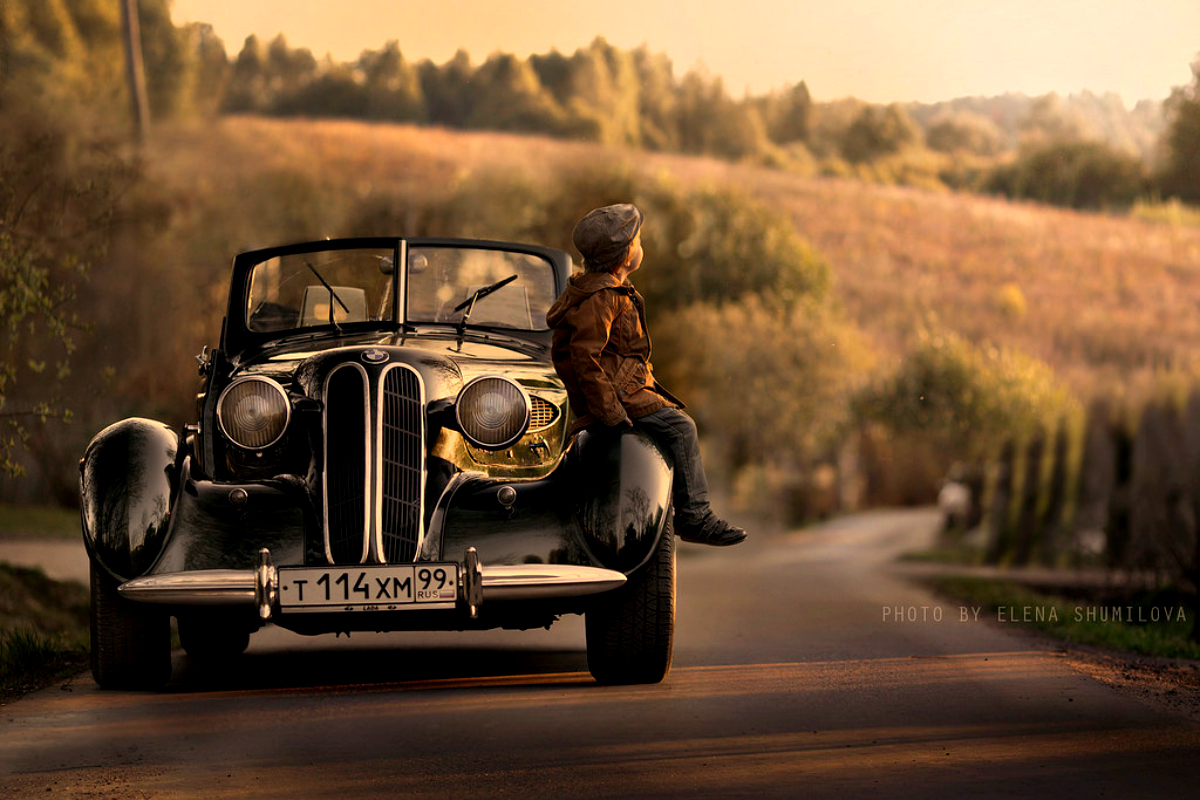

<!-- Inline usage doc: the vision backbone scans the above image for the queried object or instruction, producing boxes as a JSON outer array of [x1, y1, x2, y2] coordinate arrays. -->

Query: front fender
[[80, 418, 180, 580], [572, 427, 673, 573]]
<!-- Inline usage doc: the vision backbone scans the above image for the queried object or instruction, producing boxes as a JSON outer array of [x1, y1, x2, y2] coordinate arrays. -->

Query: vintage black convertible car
[[80, 237, 676, 689]]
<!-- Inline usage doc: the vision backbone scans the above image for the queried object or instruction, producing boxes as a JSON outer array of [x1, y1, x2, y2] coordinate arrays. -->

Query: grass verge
[[898, 546, 984, 566], [928, 575, 1200, 660], [0, 503, 79, 540], [0, 563, 89, 701], [1132, 198, 1200, 228]]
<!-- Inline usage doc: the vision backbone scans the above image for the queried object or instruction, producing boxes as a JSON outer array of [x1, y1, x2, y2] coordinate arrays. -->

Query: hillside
[[147, 116, 1200, 399]]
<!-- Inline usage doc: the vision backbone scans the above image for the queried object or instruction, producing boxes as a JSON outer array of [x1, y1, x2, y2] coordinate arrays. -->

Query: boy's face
[[624, 232, 644, 275]]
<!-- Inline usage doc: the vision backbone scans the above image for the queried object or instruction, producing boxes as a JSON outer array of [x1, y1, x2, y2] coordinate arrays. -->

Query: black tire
[[90, 563, 172, 690], [178, 613, 252, 664], [585, 516, 676, 685]]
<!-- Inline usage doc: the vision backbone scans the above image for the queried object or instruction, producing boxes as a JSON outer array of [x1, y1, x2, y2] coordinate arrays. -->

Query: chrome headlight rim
[[216, 376, 291, 451], [455, 375, 531, 450]]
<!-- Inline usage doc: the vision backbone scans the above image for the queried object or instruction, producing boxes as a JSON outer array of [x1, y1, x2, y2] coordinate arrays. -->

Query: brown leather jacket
[[546, 272, 682, 433]]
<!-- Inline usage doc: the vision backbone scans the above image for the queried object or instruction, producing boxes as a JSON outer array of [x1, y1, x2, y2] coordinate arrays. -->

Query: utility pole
[[120, 0, 151, 142]]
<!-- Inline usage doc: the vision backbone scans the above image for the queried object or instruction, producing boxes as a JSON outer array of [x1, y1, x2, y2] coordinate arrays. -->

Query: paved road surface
[[3, 509, 1199, 798]]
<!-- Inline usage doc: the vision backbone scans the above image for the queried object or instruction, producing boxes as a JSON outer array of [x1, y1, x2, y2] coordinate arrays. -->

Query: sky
[[169, 0, 1200, 105]]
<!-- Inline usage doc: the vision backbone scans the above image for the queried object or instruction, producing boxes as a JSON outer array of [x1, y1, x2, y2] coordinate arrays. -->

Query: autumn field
[[147, 115, 1200, 400]]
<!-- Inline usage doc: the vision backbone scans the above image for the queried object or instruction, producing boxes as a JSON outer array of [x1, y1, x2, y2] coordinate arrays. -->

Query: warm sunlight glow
[[171, 0, 1200, 103]]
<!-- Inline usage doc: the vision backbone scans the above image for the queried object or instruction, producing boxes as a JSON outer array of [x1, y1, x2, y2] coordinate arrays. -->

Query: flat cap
[[572, 204, 644, 271]]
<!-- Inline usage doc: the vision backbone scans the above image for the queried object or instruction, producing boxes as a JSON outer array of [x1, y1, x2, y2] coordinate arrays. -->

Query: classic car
[[80, 237, 676, 689]]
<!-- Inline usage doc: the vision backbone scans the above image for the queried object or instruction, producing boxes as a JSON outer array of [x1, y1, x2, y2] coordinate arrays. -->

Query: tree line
[[4, 2, 1200, 210]]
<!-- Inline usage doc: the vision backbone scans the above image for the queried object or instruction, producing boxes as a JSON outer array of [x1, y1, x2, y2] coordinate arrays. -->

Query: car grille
[[381, 367, 423, 562], [324, 366, 368, 564], [323, 362, 425, 565]]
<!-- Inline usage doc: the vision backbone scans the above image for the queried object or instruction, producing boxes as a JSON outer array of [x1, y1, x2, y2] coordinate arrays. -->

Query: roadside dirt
[[895, 560, 1200, 723], [1055, 643, 1200, 722]]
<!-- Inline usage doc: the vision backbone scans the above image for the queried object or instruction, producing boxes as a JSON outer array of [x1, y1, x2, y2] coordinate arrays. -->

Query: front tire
[[585, 516, 676, 685], [90, 563, 171, 690]]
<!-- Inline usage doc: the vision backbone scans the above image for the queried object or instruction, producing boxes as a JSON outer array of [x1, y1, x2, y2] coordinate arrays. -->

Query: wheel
[[178, 612, 252, 663], [90, 563, 171, 690], [585, 515, 676, 685]]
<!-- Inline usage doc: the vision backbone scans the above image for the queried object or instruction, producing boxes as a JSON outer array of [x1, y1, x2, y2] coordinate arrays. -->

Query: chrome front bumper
[[117, 547, 626, 621]]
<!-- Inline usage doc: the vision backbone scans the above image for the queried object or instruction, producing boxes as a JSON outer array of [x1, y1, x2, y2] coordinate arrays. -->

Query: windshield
[[244, 244, 556, 334], [405, 246, 555, 331], [247, 247, 397, 333]]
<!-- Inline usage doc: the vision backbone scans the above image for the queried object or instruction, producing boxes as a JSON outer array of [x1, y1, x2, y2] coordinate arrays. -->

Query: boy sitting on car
[[546, 203, 746, 547]]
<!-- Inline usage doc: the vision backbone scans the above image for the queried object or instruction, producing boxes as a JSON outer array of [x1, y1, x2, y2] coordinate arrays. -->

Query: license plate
[[278, 564, 459, 613]]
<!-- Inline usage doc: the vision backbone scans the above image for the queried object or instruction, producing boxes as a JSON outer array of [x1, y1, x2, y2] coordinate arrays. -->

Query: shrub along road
[[2, 509, 1199, 798]]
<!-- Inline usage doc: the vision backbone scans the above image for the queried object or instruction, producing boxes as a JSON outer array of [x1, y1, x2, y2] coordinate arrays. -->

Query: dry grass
[[145, 116, 1200, 401]]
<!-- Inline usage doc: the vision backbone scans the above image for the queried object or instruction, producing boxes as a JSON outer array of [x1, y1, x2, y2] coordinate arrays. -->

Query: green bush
[[840, 104, 922, 163], [1158, 56, 1200, 204], [854, 328, 1074, 462], [654, 297, 872, 473], [639, 187, 831, 310], [986, 141, 1148, 209], [925, 111, 1004, 156]]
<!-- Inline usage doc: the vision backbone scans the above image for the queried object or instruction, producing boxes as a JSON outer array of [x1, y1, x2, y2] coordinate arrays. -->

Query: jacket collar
[[567, 271, 629, 295]]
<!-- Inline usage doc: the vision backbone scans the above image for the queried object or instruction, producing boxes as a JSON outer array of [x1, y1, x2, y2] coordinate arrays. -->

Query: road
[[3, 508, 1199, 798]]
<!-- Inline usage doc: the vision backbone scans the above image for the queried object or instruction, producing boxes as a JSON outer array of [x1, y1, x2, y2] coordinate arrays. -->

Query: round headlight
[[455, 376, 531, 450], [217, 377, 290, 450]]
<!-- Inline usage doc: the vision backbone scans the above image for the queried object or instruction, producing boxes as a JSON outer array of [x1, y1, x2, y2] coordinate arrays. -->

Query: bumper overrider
[[117, 547, 627, 622]]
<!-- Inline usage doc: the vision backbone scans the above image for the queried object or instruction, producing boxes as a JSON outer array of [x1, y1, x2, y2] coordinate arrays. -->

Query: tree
[[987, 140, 1147, 209], [221, 34, 267, 112], [925, 111, 1003, 155], [675, 69, 769, 160], [1, 0, 213, 123], [465, 53, 567, 133], [359, 41, 425, 122], [840, 103, 921, 163], [561, 38, 642, 146], [528, 49, 573, 107], [1018, 93, 1091, 147], [853, 328, 1072, 462], [762, 81, 812, 145], [0, 120, 133, 477], [272, 58, 366, 118], [419, 49, 474, 127], [181, 23, 230, 116], [633, 187, 830, 311], [264, 34, 315, 107], [654, 297, 870, 472], [631, 46, 679, 151], [1159, 55, 1200, 203]]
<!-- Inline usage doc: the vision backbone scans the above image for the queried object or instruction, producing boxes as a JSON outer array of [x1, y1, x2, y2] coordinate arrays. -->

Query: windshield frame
[[222, 237, 570, 357]]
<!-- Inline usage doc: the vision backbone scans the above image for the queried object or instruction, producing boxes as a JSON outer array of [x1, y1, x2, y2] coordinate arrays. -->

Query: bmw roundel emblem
[[361, 349, 390, 364]]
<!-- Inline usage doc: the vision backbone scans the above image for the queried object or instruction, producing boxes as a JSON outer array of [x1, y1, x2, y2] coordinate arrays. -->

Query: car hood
[[230, 329, 561, 401]]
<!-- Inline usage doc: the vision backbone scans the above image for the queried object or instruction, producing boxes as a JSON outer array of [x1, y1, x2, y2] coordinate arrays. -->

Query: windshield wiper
[[305, 260, 350, 329], [454, 274, 517, 337]]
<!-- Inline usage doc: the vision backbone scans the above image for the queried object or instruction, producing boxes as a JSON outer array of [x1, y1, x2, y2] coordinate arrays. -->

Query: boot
[[677, 514, 747, 546]]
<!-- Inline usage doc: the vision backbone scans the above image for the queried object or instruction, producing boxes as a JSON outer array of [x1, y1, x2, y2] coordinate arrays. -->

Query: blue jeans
[[633, 407, 712, 530]]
